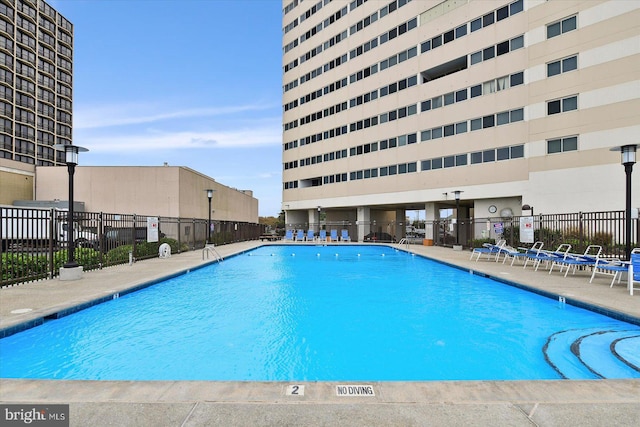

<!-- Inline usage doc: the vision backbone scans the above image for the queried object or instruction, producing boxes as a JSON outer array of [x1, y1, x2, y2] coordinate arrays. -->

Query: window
[[421, 160, 431, 170], [471, 85, 482, 97], [511, 145, 524, 158], [470, 18, 482, 32], [548, 95, 577, 114], [470, 51, 482, 65], [455, 89, 467, 102], [548, 136, 578, 154], [547, 15, 577, 39], [497, 147, 510, 160], [510, 72, 524, 86], [471, 118, 482, 131], [456, 154, 467, 166], [455, 122, 467, 134], [511, 35, 524, 50], [483, 150, 495, 162], [497, 111, 510, 125], [471, 152, 482, 164], [548, 55, 577, 77], [444, 156, 455, 168]]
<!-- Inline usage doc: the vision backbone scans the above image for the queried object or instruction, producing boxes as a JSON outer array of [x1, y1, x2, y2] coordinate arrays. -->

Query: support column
[[308, 209, 320, 232], [424, 202, 437, 242], [357, 207, 371, 242], [395, 209, 405, 242]]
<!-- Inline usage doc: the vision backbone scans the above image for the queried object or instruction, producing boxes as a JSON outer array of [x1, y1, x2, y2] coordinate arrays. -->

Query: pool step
[[543, 328, 640, 379], [576, 331, 640, 378]]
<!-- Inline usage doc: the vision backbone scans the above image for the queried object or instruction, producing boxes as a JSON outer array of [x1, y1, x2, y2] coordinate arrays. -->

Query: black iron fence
[[1, 206, 265, 287], [432, 210, 635, 258]]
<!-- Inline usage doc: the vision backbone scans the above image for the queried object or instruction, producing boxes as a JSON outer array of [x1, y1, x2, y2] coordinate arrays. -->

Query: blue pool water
[[1, 245, 639, 381]]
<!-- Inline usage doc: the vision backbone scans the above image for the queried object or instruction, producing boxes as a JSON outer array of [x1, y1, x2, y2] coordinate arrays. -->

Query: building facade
[[0, 0, 72, 206], [34, 166, 260, 224], [281, 0, 640, 241], [0, 0, 72, 167]]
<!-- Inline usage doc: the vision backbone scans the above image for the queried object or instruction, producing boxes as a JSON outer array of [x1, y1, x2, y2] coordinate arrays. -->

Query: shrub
[[53, 247, 101, 270], [470, 238, 495, 249], [1, 252, 48, 281]]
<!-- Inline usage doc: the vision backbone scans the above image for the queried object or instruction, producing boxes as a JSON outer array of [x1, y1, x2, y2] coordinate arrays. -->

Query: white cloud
[[77, 126, 282, 152], [75, 102, 277, 129]]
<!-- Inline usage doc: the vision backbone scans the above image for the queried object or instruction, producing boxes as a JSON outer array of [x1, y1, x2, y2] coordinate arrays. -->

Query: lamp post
[[611, 145, 638, 260], [205, 189, 214, 244], [53, 143, 88, 270], [453, 190, 463, 245]]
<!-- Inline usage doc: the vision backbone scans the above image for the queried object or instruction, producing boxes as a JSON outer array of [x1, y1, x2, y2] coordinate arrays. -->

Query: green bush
[[470, 238, 495, 249], [53, 247, 101, 270], [1, 252, 48, 281], [105, 237, 184, 264]]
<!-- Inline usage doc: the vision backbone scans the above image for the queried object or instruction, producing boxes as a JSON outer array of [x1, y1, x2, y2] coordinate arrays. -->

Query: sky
[[49, 0, 284, 217]]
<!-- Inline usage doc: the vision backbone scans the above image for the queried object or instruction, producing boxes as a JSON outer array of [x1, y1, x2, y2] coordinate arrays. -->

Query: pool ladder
[[202, 244, 223, 262], [397, 238, 410, 250]]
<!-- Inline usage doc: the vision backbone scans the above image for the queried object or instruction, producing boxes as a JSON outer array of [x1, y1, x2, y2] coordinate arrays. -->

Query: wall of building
[[280, 0, 640, 231], [34, 166, 259, 223], [0, 159, 34, 205]]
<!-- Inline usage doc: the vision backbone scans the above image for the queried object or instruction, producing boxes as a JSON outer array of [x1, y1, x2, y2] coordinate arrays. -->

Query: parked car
[[364, 232, 395, 242]]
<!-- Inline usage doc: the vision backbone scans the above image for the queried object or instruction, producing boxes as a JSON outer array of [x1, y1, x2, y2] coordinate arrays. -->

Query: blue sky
[[50, 0, 284, 217]]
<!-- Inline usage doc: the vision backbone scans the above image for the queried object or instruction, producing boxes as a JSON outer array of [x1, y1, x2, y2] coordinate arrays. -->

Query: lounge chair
[[470, 239, 506, 262], [590, 248, 640, 288], [330, 229, 338, 242], [549, 245, 602, 277], [307, 230, 315, 241], [341, 229, 351, 242], [296, 230, 305, 241], [500, 241, 544, 266], [627, 251, 640, 295], [284, 230, 294, 241], [318, 230, 327, 242], [523, 244, 571, 271]]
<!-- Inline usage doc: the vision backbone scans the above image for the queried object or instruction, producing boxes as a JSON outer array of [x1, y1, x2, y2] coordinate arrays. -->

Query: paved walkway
[[1, 241, 639, 426]]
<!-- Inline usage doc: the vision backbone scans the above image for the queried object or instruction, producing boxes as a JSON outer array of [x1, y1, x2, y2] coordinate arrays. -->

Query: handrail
[[202, 244, 223, 262], [397, 238, 410, 250]]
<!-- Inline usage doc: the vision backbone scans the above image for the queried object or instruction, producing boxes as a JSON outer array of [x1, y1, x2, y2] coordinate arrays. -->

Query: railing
[[431, 210, 635, 258], [1, 207, 265, 287]]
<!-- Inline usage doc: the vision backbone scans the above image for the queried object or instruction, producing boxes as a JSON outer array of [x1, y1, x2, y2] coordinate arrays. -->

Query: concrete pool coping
[[1, 241, 639, 426]]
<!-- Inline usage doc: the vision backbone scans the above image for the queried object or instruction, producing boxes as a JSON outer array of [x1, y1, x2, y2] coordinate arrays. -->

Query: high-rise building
[[281, 0, 640, 241], [0, 0, 72, 204]]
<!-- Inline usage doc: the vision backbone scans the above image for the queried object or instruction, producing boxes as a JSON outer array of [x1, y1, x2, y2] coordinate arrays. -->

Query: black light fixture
[[453, 190, 463, 245], [53, 143, 88, 269], [611, 145, 638, 260], [205, 189, 214, 244], [522, 204, 533, 215]]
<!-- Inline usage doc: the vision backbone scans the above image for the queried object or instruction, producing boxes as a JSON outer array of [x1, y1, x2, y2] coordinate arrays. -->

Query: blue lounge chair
[[284, 230, 294, 241], [307, 230, 315, 241], [341, 229, 351, 242], [500, 241, 544, 266], [627, 251, 640, 296], [330, 229, 338, 242], [318, 230, 327, 242], [590, 248, 640, 288], [523, 244, 571, 271], [470, 239, 506, 262], [296, 230, 305, 241], [549, 245, 602, 277]]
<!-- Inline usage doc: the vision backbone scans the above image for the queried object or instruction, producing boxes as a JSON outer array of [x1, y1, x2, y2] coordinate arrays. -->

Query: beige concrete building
[[281, 0, 640, 241], [33, 165, 259, 223]]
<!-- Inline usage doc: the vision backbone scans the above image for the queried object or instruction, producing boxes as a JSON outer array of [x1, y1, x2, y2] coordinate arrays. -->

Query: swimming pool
[[1, 245, 639, 381]]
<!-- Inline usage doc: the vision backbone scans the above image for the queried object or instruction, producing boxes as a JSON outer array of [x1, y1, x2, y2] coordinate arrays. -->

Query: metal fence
[[287, 210, 636, 258], [432, 210, 635, 257], [1, 207, 265, 287]]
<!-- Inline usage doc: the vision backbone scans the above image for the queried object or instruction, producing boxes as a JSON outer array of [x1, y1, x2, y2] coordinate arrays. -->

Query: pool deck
[[1, 241, 639, 426]]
